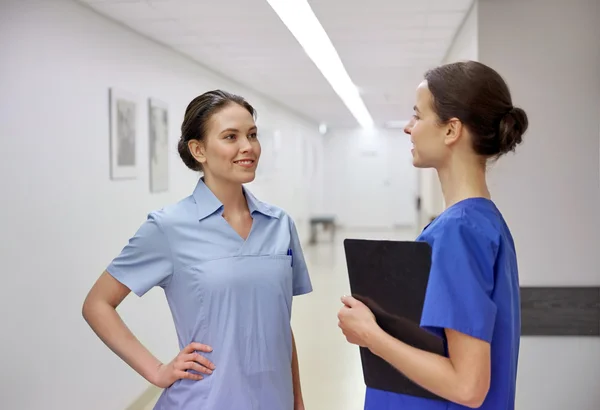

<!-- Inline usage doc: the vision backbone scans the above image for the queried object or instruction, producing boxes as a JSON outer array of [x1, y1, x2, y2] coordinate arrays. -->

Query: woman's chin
[[234, 170, 257, 184], [412, 156, 423, 168]]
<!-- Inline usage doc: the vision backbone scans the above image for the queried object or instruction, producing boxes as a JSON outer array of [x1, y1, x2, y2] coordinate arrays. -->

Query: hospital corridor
[[1, 0, 599, 409]]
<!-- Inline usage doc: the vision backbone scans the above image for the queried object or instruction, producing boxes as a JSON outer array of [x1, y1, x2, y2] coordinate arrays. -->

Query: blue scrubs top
[[106, 178, 313, 410], [365, 198, 520, 410]]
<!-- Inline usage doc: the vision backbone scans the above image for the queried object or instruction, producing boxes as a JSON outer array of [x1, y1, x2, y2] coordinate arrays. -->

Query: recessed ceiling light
[[319, 123, 328, 135]]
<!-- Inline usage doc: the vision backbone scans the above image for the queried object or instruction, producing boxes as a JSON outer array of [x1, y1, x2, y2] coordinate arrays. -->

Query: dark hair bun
[[498, 106, 528, 155], [424, 61, 529, 159], [177, 137, 202, 171]]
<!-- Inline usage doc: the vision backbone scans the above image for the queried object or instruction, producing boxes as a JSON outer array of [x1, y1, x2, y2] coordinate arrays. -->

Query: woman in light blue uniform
[[338, 61, 528, 409], [83, 90, 312, 409]]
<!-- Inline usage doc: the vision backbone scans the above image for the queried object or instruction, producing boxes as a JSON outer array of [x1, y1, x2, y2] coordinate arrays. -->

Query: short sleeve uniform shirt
[[106, 178, 313, 410], [365, 198, 521, 410]]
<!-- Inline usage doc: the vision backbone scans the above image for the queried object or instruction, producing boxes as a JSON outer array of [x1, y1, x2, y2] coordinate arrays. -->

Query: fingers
[[182, 360, 213, 375], [183, 342, 213, 353], [183, 353, 216, 370], [338, 306, 350, 323], [178, 370, 204, 381], [341, 294, 358, 307], [173, 343, 217, 384], [173, 352, 215, 382], [337, 304, 351, 319]]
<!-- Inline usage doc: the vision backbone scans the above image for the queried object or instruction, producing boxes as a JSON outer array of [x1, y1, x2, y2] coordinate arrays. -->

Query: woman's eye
[[249, 132, 258, 139], [225, 134, 236, 140]]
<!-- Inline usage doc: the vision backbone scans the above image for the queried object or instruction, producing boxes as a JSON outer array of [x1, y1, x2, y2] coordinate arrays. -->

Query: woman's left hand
[[337, 295, 380, 348]]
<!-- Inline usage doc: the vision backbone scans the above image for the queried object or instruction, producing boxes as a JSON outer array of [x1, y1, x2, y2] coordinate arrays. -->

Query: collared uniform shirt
[[107, 178, 313, 410]]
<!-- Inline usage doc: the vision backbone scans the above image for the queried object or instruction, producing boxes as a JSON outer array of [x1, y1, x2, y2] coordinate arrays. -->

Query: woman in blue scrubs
[[337, 61, 528, 409], [82, 90, 312, 409]]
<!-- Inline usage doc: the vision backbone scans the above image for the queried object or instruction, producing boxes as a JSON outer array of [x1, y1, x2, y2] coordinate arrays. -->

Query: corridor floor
[[143, 228, 417, 410], [291, 228, 416, 410]]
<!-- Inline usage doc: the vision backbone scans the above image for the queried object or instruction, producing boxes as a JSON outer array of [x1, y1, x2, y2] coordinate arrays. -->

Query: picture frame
[[148, 98, 169, 193], [109, 87, 138, 180]]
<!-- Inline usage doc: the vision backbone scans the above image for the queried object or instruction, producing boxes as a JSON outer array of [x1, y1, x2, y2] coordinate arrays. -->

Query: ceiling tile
[[426, 12, 466, 28], [84, 1, 165, 20], [82, 0, 145, 4], [427, 0, 473, 12], [81, 0, 470, 128]]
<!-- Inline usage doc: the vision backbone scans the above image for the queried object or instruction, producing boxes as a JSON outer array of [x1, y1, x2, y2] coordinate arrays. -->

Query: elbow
[[456, 380, 489, 408], [459, 393, 486, 409], [82, 293, 99, 324], [81, 295, 92, 323]]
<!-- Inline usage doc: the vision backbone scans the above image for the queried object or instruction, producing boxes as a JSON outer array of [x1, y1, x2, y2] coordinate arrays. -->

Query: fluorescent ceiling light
[[265, 0, 374, 129]]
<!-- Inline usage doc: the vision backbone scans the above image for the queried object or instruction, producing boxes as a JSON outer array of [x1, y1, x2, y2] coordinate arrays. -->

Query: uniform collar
[[192, 177, 278, 221]]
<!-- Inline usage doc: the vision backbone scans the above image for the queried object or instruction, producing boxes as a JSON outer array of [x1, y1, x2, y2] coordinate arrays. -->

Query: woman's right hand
[[152, 343, 216, 388]]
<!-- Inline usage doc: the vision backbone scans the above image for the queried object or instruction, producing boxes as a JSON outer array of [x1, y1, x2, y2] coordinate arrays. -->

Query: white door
[[387, 132, 418, 228], [337, 131, 417, 230]]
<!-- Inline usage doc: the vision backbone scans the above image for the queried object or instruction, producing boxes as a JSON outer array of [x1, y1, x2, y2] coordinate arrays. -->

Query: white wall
[[477, 0, 600, 408], [322, 128, 418, 229], [443, 1, 478, 64], [0, 1, 323, 409], [417, 1, 479, 230]]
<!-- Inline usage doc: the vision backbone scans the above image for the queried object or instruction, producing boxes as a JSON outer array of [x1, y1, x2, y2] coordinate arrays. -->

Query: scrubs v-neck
[[106, 178, 313, 409]]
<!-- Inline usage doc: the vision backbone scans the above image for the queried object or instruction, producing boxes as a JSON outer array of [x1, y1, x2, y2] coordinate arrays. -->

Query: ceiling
[[78, 0, 473, 129]]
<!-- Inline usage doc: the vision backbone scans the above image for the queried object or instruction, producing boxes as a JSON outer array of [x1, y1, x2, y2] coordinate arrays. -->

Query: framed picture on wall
[[109, 87, 138, 180], [148, 98, 169, 193]]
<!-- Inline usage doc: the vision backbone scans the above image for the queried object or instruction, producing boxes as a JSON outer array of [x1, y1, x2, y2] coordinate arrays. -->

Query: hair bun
[[177, 135, 202, 171], [498, 106, 528, 155]]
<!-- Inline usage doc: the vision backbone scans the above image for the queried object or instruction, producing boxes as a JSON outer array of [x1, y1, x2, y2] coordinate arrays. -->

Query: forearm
[[83, 300, 162, 385], [291, 330, 304, 407], [368, 329, 471, 406]]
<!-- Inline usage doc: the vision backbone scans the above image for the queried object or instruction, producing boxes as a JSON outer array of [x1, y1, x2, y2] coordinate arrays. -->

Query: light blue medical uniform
[[365, 197, 521, 410], [107, 178, 313, 409]]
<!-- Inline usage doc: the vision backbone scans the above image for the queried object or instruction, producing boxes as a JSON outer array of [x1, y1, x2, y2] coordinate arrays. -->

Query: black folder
[[343, 238, 446, 401]]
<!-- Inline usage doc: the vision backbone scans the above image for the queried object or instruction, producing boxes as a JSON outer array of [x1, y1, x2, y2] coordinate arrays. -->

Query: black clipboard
[[343, 238, 446, 401]]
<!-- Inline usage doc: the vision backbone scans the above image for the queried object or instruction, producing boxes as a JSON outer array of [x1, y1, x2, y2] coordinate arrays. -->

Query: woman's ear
[[188, 139, 207, 165], [443, 118, 463, 147]]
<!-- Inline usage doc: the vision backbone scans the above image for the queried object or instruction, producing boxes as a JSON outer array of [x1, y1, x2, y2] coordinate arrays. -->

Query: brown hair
[[178, 90, 256, 171], [424, 61, 528, 158]]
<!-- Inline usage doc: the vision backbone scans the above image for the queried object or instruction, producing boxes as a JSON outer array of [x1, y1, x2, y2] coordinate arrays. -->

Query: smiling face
[[188, 103, 261, 185], [403, 81, 452, 169]]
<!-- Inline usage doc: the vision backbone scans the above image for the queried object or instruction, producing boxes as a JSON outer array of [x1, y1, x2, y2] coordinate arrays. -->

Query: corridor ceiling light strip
[[265, 0, 374, 129]]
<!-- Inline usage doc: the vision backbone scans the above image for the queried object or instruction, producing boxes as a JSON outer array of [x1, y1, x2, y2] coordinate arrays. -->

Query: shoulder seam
[[151, 212, 177, 288], [458, 208, 501, 253]]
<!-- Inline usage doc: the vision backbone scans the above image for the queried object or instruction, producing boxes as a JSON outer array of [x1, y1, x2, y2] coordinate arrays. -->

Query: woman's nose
[[239, 136, 253, 152], [404, 117, 415, 135]]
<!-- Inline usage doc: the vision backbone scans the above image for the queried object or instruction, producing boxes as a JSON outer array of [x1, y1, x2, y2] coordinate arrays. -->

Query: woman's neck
[[202, 174, 248, 216], [437, 155, 491, 209]]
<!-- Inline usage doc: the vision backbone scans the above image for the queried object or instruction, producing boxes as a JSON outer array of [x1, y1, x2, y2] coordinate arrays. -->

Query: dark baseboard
[[520, 286, 600, 336]]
